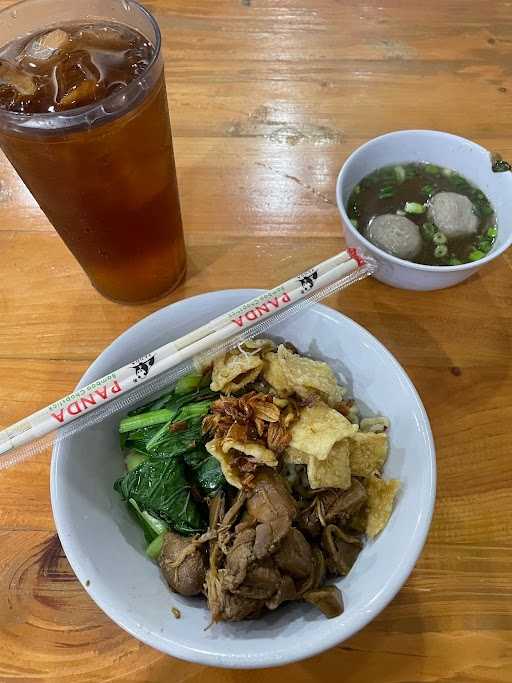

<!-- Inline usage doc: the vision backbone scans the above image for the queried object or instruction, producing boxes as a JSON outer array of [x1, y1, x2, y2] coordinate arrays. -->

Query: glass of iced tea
[[0, 0, 186, 303]]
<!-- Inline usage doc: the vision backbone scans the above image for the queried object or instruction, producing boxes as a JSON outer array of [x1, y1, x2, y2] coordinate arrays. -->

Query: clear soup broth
[[347, 163, 497, 266]]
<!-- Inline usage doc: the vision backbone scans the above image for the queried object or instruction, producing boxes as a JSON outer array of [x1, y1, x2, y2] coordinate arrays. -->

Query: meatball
[[366, 214, 422, 260], [428, 192, 479, 239], [159, 531, 206, 597]]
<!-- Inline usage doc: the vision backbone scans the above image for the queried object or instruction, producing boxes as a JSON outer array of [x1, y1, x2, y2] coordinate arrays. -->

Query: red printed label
[[50, 380, 124, 424], [231, 292, 291, 328]]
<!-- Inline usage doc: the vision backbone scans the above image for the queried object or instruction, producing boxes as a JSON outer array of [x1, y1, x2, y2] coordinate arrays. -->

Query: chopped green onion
[[425, 164, 440, 175], [146, 532, 166, 560], [420, 184, 434, 197], [353, 184, 361, 194], [394, 165, 406, 182], [421, 222, 437, 239], [442, 168, 454, 176], [480, 204, 494, 216], [119, 408, 174, 433], [434, 244, 448, 258], [433, 231, 447, 245], [449, 257, 462, 266], [487, 226, 498, 238], [405, 201, 426, 214], [378, 185, 395, 199], [477, 240, 492, 253], [174, 373, 202, 396], [125, 451, 148, 472], [351, 218, 359, 228], [469, 249, 485, 261]]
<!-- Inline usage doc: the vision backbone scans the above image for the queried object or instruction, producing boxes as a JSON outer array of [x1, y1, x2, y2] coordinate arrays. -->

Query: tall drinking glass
[[0, 0, 186, 303]]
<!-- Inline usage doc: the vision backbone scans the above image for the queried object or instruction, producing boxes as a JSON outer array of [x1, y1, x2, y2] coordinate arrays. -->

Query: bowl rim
[[50, 289, 437, 669], [336, 129, 512, 272]]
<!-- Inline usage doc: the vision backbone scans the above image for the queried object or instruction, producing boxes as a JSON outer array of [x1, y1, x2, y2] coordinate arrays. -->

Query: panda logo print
[[131, 354, 155, 382], [298, 269, 318, 293]]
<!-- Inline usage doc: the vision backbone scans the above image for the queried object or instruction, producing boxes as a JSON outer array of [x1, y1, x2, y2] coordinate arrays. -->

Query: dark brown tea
[[0, 19, 185, 302]]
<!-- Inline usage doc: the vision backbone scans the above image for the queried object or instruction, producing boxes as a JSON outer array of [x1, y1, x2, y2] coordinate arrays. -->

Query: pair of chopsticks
[[0, 248, 370, 461]]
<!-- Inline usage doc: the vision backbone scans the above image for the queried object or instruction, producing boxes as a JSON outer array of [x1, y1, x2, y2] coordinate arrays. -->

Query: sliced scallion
[[477, 240, 492, 253], [421, 222, 436, 239], [394, 165, 406, 183], [405, 201, 425, 214], [425, 164, 440, 175], [433, 231, 447, 245], [378, 185, 395, 199], [469, 249, 485, 261], [434, 244, 448, 258], [487, 226, 498, 238]]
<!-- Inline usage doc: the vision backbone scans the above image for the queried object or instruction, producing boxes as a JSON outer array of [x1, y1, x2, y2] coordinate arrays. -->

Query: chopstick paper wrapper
[[0, 247, 376, 467]]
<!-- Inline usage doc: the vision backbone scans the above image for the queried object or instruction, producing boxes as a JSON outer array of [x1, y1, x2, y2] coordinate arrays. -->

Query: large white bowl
[[336, 130, 512, 290], [50, 290, 436, 669]]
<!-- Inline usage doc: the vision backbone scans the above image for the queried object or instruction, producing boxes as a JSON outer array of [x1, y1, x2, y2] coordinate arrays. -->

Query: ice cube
[[0, 60, 36, 96], [54, 50, 101, 107], [76, 25, 128, 51], [57, 79, 96, 109], [23, 29, 69, 62]]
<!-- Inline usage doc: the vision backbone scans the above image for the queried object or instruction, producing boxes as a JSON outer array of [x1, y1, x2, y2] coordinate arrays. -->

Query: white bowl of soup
[[336, 130, 512, 290]]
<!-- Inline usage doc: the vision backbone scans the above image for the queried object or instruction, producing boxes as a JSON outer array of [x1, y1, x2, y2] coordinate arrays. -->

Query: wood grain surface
[[0, 0, 511, 681]]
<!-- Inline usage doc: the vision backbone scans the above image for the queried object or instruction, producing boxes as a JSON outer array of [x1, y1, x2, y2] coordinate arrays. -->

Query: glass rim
[[0, 0, 162, 124]]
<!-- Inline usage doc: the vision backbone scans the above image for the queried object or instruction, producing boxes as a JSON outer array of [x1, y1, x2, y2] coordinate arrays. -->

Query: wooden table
[[1, 1, 511, 680]]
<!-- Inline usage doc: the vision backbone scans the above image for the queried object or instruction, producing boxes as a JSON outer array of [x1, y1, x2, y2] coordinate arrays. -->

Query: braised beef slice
[[159, 531, 206, 597], [253, 516, 290, 560], [222, 527, 256, 591], [298, 479, 367, 538], [303, 585, 344, 618], [296, 545, 326, 596], [274, 528, 313, 580], [235, 510, 257, 534], [266, 574, 296, 610], [322, 524, 363, 576], [220, 592, 265, 621], [232, 559, 282, 600], [246, 468, 297, 524]]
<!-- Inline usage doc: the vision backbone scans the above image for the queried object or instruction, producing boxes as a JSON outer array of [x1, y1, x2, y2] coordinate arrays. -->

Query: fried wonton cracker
[[275, 345, 346, 406], [262, 351, 293, 396], [365, 474, 400, 538], [205, 438, 244, 489], [349, 432, 389, 478], [284, 445, 311, 465], [307, 440, 351, 490], [210, 339, 273, 393], [289, 401, 358, 461], [220, 437, 277, 467]]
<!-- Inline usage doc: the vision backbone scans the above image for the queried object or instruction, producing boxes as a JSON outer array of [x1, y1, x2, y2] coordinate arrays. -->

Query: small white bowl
[[336, 130, 512, 290], [51, 290, 436, 669]]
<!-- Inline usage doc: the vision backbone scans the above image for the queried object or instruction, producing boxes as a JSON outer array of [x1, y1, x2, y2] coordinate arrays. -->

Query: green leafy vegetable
[[119, 409, 174, 433], [183, 448, 226, 497], [127, 498, 168, 543], [146, 533, 166, 560], [125, 450, 148, 472], [116, 458, 205, 535], [175, 373, 202, 396]]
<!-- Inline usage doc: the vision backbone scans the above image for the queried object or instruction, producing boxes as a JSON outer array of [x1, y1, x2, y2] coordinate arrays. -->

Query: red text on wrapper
[[231, 292, 291, 328], [50, 380, 123, 424]]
